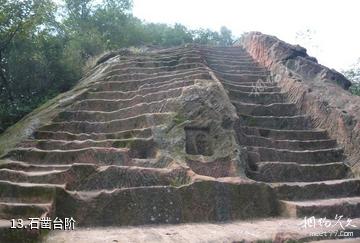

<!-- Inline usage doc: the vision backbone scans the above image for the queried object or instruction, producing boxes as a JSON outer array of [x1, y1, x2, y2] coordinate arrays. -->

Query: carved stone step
[[249, 161, 350, 182], [208, 63, 267, 73], [104, 62, 204, 77], [109, 58, 202, 71], [239, 126, 329, 140], [0, 180, 60, 203], [93, 72, 210, 92], [56, 99, 177, 122], [247, 146, 345, 164], [111, 50, 202, 63], [271, 179, 360, 200], [0, 160, 71, 172], [105, 66, 208, 82], [239, 114, 312, 130], [229, 90, 286, 104], [39, 113, 174, 133], [33, 127, 153, 141], [20, 138, 156, 159], [215, 71, 268, 83], [222, 82, 280, 92], [206, 58, 262, 67], [0, 164, 190, 190], [0, 165, 94, 185], [203, 54, 254, 63], [54, 180, 278, 226], [215, 69, 270, 76], [68, 165, 190, 191], [108, 56, 203, 70], [71, 90, 182, 112], [200, 48, 250, 56], [240, 135, 337, 150], [85, 79, 194, 100], [232, 102, 297, 116], [221, 79, 276, 87], [280, 197, 360, 218], [2, 147, 130, 165], [0, 202, 51, 219], [0, 169, 71, 185]]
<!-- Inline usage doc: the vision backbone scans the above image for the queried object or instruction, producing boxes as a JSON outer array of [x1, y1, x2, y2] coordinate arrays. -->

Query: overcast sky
[[133, 0, 360, 71]]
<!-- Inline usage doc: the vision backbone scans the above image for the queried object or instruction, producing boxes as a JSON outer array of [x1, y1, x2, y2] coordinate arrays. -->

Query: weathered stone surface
[[280, 197, 360, 218], [41, 218, 360, 243], [0, 42, 359, 242], [239, 32, 360, 175], [238, 32, 350, 89], [54, 180, 278, 226], [0, 45, 281, 243], [199, 44, 360, 243], [153, 77, 246, 177]]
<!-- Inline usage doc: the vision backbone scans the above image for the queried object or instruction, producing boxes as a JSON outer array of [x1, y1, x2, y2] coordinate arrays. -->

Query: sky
[[133, 0, 360, 71]]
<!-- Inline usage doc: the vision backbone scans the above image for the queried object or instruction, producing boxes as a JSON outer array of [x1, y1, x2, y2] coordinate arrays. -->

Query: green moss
[[123, 131, 134, 139], [173, 113, 187, 125], [113, 140, 128, 148], [112, 139, 136, 148], [169, 175, 191, 187], [245, 116, 257, 126]]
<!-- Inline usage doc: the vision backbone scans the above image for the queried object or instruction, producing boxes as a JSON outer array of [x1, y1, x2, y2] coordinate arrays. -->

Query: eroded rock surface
[[0, 45, 279, 242], [0, 41, 359, 242], [239, 32, 360, 175]]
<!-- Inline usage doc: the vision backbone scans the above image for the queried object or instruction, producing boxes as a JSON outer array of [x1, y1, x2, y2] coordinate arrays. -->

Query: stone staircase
[[0, 45, 359, 241], [200, 46, 360, 219], [0, 48, 197, 237]]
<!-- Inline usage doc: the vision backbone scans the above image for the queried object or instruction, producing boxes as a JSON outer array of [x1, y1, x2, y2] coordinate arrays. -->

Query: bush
[[0, 0, 235, 134], [350, 82, 360, 96]]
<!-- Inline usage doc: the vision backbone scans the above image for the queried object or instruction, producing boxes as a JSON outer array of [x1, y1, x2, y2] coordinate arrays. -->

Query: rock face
[[239, 32, 360, 175], [0, 45, 278, 241], [0, 41, 359, 242]]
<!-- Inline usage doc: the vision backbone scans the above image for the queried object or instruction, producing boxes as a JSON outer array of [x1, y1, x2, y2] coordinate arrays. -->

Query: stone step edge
[[280, 196, 360, 218]]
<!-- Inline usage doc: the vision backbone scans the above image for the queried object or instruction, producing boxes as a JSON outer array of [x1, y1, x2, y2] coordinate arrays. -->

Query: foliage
[[342, 61, 360, 96], [349, 82, 360, 96], [0, 0, 235, 133]]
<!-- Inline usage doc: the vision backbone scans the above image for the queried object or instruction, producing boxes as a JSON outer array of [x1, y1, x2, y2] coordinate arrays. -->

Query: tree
[[0, 0, 55, 104], [193, 28, 220, 45], [0, 0, 237, 133], [92, 0, 133, 49], [219, 26, 233, 46], [63, 0, 93, 31], [342, 59, 360, 96], [192, 27, 234, 46]]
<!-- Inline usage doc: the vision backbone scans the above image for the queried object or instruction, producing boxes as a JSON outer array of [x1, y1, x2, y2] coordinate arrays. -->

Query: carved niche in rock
[[185, 127, 213, 156]]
